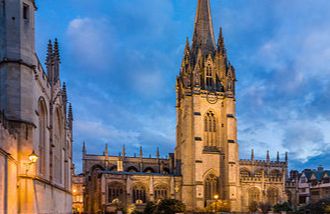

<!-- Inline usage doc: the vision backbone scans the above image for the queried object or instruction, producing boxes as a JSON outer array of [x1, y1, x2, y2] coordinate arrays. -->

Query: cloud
[[66, 17, 114, 70]]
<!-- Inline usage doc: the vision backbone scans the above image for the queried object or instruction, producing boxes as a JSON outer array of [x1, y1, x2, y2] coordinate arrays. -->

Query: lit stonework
[[0, 0, 73, 213]]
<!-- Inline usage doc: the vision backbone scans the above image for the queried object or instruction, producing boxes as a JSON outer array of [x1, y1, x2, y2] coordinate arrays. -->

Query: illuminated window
[[132, 184, 147, 203], [204, 174, 218, 203], [154, 185, 168, 200]]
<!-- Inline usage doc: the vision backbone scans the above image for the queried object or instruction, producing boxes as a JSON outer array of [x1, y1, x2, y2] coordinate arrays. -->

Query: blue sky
[[34, 0, 330, 172]]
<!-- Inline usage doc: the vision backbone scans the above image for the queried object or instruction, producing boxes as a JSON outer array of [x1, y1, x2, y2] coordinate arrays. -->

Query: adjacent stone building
[[286, 167, 330, 209], [82, 0, 288, 212], [0, 0, 73, 213]]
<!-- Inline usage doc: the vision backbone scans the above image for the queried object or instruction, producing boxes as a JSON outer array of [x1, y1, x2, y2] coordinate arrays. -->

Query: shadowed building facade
[[0, 0, 73, 213], [82, 0, 288, 212]]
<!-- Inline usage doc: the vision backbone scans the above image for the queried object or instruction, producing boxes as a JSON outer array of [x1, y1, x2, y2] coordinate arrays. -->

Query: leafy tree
[[325, 205, 330, 214], [143, 201, 156, 214], [273, 202, 293, 212], [151, 199, 186, 214], [248, 201, 258, 212]]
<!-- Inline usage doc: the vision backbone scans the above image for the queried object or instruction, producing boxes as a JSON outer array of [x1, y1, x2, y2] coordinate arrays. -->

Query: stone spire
[[181, 37, 191, 74], [68, 103, 73, 130], [46, 40, 53, 81], [277, 151, 280, 162], [122, 145, 126, 158], [62, 82, 67, 111], [53, 38, 61, 83], [104, 144, 108, 156], [191, 0, 216, 58], [251, 149, 254, 161], [82, 141, 86, 155], [156, 147, 160, 159], [285, 152, 288, 163], [217, 27, 226, 55], [266, 150, 270, 162], [139, 146, 143, 158]]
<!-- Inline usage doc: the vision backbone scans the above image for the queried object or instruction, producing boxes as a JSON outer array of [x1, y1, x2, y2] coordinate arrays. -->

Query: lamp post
[[213, 194, 219, 213], [24, 150, 39, 174]]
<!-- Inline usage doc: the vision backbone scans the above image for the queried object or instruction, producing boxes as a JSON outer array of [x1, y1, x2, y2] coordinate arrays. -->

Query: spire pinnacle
[[277, 151, 280, 162], [53, 38, 60, 63], [139, 146, 143, 158], [217, 27, 226, 55], [251, 149, 254, 161], [46, 40, 53, 66], [266, 150, 270, 162], [156, 147, 160, 159], [192, 0, 216, 57], [82, 141, 86, 155], [285, 152, 288, 163], [122, 145, 126, 158], [104, 144, 108, 156]]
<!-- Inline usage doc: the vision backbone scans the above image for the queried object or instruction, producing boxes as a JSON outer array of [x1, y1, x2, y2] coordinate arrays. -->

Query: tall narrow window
[[108, 182, 125, 203], [267, 187, 279, 205], [205, 65, 213, 89], [132, 184, 147, 203], [154, 185, 168, 201], [204, 111, 217, 147], [204, 174, 219, 205], [249, 187, 260, 204], [38, 99, 47, 175], [23, 4, 29, 20]]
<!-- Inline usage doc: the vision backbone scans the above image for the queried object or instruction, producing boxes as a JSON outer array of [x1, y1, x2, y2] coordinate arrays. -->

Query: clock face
[[207, 92, 218, 104]]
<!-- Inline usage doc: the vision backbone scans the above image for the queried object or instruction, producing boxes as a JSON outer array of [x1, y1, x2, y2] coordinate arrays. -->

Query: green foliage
[[248, 201, 258, 212], [143, 201, 157, 214], [273, 202, 293, 212], [156, 199, 186, 214], [297, 197, 330, 214], [148, 199, 185, 214]]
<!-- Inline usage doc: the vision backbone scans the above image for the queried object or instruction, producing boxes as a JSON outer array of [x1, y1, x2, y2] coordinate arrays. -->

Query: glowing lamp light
[[213, 194, 219, 200], [29, 150, 39, 163]]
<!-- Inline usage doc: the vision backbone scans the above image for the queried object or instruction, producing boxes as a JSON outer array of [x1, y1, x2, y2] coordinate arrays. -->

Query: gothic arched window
[[204, 111, 217, 147], [204, 174, 219, 203], [54, 107, 63, 184], [38, 98, 47, 175], [249, 187, 260, 204], [132, 184, 147, 203], [205, 64, 213, 89], [267, 187, 279, 205], [108, 182, 126, 203], [154, 184, 169, 201], [240, 169, 251, 177]]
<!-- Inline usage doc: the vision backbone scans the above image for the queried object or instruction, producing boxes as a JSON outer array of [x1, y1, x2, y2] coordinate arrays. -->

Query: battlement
[[240, 159, 287, 167]]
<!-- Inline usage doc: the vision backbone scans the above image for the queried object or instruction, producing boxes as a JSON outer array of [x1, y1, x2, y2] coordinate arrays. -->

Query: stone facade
[[0, 0, 73, 213], [81, 1, 288, 212]]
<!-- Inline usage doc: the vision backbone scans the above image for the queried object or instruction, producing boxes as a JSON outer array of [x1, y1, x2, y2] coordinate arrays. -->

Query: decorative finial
[[266, 150, 270, 162], [53, 38, 60, 63], [139, 146, 143, 158], [45, 40, 53, 66], [122, 145, 126, 158], [156, 147, 160, 159], [251, 149, 254, 161], [277, 151, 280, 162], [104, 144, 108, 156], [82, 141, 86, 155], [285, 152, 288, 163]]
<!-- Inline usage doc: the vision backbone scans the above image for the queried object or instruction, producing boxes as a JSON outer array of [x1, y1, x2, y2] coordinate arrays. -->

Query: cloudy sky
[[34, 0, 330, 172]]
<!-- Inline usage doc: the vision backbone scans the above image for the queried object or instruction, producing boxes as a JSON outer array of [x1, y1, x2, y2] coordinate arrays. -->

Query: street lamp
[[25, 150, 39, 174], [213, 194, 219, 213]]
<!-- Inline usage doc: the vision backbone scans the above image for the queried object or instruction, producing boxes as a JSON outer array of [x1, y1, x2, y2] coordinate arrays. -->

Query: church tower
[[175, 0, 240, 211]]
